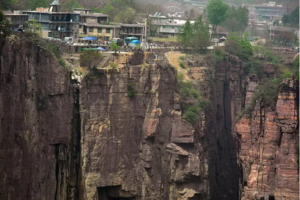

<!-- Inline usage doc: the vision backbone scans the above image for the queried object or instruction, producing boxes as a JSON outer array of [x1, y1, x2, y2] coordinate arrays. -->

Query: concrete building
[[243, 1, 285, 20], [73, 8, 92, 14], [77, 10, 115, 40], [120, 24, 146, 42], [3, 11, 28, 29], [149, 15, 195, 37], [80, 13, 108, 24], [156, 23, 183, 37], [269, 25, 299, 40], [23, 0, 80, 40], [80, 23, 120, 40]]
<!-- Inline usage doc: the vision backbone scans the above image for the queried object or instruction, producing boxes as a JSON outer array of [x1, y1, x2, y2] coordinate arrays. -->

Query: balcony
[[159, 28, 178, 34], [49, 27, 73, 32], [120, 31, 143, 35]]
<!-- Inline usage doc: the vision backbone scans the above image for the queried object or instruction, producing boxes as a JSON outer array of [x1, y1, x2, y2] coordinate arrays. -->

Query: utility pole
[[145, 16, 147, 43], [269, 25, 272, 41]]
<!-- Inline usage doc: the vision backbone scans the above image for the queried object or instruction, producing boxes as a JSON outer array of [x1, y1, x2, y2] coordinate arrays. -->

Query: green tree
[[178, 20, 193, 49], [222, 6, 249, 33], [27, 0, 50, 10], [275, 31, 295, 45], [0, 0, 19, 10], [179, 16, 210, 50], [110, 42, 119, 54], [80, 50, 103, 68], [0, 9, 11, 37], [225, 35, 253, 60], [192, 15, 210, 50], [61, 0, 82, 12], [115, 7, 136, 23], [134, 2, 163, 15], [25, 19, 42, 36], [206, 0, 229, 33], [148, 18, 158, 36], [101, 0, 136, 21], [282, 6, 299, 27]]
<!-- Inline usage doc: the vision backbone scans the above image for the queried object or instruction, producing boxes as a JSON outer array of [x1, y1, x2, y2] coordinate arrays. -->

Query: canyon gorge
[[0, 34, 298, 200]]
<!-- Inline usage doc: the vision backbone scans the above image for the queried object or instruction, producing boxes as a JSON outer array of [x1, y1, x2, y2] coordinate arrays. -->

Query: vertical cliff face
[[236, 77, 299, 200], [206, 55, 244, 200], [0, 36, 298, 200], [208, 55, 299, 200], [0, 36, 80, 200], [79, 62, 209, 200]]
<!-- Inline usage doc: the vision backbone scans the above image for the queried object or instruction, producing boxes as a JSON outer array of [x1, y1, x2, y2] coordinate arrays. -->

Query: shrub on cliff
[[127, 82, 136, 99], [283, 55, 299, 80], [252, 45, 279, 63], [110, 42, 119, 54], [213, 46, 225, 61], [178, 76, 210, 124], [225, 35, 253, 60], [25, 19, 42, 37], [44, 43, 61, 58], [80, 50, 103, 68]]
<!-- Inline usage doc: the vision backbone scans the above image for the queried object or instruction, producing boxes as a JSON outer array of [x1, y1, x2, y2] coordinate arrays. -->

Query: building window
[[79, 25, 82, 29], [98, 28, 102, 33], [106, 28, 110, 33], [89, 27, 94, 32]]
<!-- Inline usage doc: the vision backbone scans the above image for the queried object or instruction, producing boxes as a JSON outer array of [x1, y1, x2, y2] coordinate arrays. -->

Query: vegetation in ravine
[[178, 73, 210, 124], [236, 45, 298, 119], [127, 82, 136, 99]]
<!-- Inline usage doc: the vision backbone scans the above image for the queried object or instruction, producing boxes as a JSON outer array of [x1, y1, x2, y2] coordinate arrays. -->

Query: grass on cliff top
[[148, 37, 178, 43], [237, 50, 299, 120], [166, 52, 190, 81]]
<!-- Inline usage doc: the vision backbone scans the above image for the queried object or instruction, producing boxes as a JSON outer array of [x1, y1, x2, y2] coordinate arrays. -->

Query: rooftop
[[121, 24, 145, 27], [23, 11, 79, 15], [80, 13, 108, 17], [3, 10, 28, 16], [269, 26, 299, 32], [83, 23, 120, 28], [50, 0, 60, 5], [73, 8, 91, 11]]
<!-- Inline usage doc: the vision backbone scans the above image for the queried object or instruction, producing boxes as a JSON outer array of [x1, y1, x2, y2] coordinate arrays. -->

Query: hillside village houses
[[3, 0, 196, 43], [23, 1, 80, 40], [3, 10, 28, 30], [3, 0, 298, 47], [149, 14, 195, 37]]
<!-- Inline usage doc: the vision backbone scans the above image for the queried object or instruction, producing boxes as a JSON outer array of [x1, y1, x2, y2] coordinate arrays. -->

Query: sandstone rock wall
[[0, 36, 80, 200], [236, 77, 299, 200], [79, 62, 209, 200], [0, 35, 298, 200], [206, 56, 244, 200], [208, 55, 299, 200]]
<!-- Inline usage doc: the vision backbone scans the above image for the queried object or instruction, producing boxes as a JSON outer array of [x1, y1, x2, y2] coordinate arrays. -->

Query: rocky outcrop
[[207, 55, 299, 200], [0, 35, 80, 200], [0, 35, 298, 200], [79, 62, 209, 200], [206, 55, 244, 200], [236, 77, 299, 200]]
